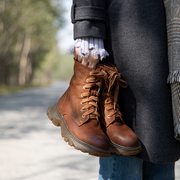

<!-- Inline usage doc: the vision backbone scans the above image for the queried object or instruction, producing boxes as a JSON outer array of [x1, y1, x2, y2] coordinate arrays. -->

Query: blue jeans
[[99, 154, 175, 180]]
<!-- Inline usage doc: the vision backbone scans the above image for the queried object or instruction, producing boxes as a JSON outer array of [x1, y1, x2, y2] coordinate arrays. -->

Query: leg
[[143, 161, 175, 180], [99, 154, 143, 180]]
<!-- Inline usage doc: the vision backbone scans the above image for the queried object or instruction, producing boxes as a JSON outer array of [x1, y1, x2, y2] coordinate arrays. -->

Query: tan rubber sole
[[46, 103, 111, 158], [110, 141, 142, 156]]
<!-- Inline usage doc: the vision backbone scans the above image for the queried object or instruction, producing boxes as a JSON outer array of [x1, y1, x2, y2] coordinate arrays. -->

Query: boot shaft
[[99, 61, 127, 127]]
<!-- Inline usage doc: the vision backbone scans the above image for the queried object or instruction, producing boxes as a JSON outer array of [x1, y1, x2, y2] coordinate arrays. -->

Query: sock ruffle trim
[[67, 38, 109, 61]]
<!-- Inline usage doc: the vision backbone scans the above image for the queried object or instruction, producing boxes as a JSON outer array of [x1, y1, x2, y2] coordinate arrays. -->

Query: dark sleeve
[[71, 0, 107, 40]]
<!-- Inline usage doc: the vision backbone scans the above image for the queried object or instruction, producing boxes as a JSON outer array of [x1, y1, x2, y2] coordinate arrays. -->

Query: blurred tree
[[0, 0, 64, 85]]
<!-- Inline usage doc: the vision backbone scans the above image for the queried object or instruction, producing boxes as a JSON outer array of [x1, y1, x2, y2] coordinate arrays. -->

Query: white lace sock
[[68, 37, 109, 60]]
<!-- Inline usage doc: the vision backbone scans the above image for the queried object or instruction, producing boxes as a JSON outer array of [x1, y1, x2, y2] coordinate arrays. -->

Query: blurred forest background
[[0, 0, 73, 93]]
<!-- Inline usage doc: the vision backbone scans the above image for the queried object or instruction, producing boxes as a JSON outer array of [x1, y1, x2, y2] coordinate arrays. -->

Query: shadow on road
[[0, 82, 180, 180], [0, 82, 69, 139]]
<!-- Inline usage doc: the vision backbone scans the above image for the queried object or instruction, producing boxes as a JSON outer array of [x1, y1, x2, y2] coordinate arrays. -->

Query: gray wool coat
[[71, 0, 180, 164]]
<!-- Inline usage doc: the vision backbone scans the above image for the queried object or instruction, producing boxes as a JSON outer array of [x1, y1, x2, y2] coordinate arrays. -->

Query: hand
[[74, 47, 100, 69]]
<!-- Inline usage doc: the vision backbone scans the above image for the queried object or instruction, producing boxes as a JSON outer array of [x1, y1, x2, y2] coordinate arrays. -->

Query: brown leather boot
[[99, 62, 141, 155], [46, 59, 111, 157]]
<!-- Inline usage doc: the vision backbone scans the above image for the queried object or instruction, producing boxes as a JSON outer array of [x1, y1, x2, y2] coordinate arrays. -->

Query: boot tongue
[[88, 87, 100, 122]]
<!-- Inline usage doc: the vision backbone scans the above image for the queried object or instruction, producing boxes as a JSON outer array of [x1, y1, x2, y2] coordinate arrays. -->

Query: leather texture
[[57, 60, 110, 151]]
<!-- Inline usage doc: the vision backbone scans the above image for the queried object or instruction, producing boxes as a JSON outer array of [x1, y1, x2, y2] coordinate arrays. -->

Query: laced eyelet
[[107, 115, 111, 118], [83, 86, 85, 89], [82, 115, 85, 118], [86, 79, 89, 82], [81, 93, 83, 97], [108, 71, 111, 73], [80, 109, 84, 112], [80, 102, 82, 104], [105, 108, 107, 111], [89, 71, 92, 75]]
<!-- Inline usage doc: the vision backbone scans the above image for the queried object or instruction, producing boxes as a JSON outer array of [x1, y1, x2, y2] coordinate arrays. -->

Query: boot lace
[[80, 70, 107, 122], [104, 70, 127, 120]]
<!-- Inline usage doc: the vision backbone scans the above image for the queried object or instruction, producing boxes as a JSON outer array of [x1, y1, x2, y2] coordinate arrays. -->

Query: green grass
[[0, 83, 47, 95]]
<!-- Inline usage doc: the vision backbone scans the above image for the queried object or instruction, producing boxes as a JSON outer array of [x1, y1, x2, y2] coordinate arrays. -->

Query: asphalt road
[[0, 82, 180, 180]]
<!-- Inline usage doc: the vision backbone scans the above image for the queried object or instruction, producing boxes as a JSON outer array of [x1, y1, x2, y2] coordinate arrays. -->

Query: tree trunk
[[19, 34, 31, 85], [26, 57, 32, 83]]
